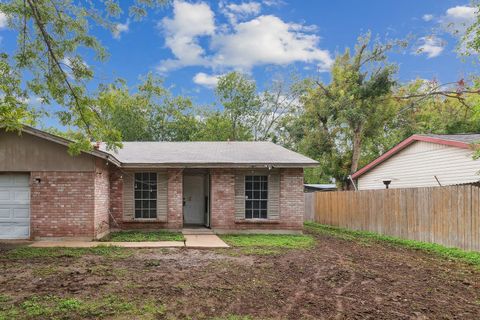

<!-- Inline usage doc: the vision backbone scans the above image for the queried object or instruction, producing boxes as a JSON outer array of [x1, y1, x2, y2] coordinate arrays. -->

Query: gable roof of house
[[3, 125, 122, 166], [351, 134, 480, 179], [5, 125, 317, 168], [100, 141, 318, 168]]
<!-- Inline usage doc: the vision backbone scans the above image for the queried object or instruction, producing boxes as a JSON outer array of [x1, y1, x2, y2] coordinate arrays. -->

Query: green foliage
[[0, 295, 166, 320], [0, 0, 166, 153], [100, 230, 184, 242], [6, 246, 132, 259], [462, 1, 480, 55], [305, 222, 480, 267], [219, 234, 315, 249], [215, 72, 260, 140], [288, 33, 404, 187], [0, 54, 38, 131], [96, 74, 200, 143]]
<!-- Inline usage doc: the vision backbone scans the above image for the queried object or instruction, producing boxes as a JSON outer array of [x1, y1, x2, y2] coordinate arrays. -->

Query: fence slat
[[307, 185, 480, 251]]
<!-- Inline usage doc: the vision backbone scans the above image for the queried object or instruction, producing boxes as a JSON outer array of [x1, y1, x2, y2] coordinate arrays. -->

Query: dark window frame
[[134, 172, 157, 219], [244, 175, 268, 219]]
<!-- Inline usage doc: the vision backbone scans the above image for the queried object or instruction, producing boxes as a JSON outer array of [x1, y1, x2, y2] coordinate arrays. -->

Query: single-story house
[[0, 126, 318, 240], [352, 134, 480, 190]]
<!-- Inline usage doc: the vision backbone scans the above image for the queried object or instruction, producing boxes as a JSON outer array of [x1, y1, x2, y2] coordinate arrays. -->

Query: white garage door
[[0, 175, 30, 239]]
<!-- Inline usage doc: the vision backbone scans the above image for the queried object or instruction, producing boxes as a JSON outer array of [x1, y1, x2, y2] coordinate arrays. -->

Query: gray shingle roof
[[100, 141, 318, 167], [422, 134, 480, 144]]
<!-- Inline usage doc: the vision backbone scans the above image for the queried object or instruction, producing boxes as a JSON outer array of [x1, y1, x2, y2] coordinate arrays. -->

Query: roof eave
[[18, 126, 122, 166], [120, 162, 318, 169], [351, 134, 472, 180]]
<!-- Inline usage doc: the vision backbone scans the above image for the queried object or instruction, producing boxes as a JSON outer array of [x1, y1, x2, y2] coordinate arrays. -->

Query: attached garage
[[0, 174, 30, 239]]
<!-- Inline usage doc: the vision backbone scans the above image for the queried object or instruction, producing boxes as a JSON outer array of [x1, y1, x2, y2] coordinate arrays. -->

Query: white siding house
[[353, 134, 480, 190]]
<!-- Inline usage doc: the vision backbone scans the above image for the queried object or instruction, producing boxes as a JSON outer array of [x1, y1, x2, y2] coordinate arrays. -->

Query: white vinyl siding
[[358, 141, 480, 190]]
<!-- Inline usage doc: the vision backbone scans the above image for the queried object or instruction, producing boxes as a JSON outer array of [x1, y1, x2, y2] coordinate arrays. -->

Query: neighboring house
[[304, 184, 337, 193], [0, 126, 317, 240], [352, 134, 480, 190]]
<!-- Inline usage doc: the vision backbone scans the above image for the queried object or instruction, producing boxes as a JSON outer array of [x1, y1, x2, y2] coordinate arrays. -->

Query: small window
[[134, 172, 157, 219], [245, 175, 268, 219]]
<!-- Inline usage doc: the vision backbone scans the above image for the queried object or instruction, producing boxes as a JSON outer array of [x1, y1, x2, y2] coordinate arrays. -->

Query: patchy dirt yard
[[1, 229, 480, 319]]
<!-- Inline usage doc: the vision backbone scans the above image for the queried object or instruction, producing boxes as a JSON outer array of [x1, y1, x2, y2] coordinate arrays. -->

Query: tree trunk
[[350, 125, 363, 174]]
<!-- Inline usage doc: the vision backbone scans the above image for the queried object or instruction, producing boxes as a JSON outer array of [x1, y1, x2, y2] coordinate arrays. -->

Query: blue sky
[[0, 0, 478, 126]]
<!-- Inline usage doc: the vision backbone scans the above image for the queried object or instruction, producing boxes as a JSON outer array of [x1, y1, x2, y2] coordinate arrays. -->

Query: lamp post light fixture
[[383, 179, 392, 189]]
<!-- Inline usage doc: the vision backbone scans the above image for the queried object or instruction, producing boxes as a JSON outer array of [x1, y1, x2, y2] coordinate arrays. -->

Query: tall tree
[[96, 73, 200, 142], [291, 34, 403, 188], [253, 76, 308, 142], [215, 72, 260, 140], [0, 0, 166, 152]]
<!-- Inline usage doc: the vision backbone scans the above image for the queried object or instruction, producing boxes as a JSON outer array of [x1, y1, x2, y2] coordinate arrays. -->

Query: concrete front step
[[182, 228, 214, 235]]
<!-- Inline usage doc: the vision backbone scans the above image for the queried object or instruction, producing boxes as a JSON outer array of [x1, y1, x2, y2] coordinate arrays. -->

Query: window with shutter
[[134, 172, 157, 219], [245, 175, 268, 219]]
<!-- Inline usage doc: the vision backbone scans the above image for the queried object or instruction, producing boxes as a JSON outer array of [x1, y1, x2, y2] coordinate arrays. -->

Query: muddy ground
[[1, 231, 480, 319]]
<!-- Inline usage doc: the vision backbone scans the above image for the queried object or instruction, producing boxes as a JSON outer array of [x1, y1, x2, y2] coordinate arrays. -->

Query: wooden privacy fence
[[304, 185, 480, 251]]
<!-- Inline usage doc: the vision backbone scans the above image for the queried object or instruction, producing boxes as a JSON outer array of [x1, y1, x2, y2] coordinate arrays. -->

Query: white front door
[[0, 174, 30, 239], [183, 175, 205, 225]]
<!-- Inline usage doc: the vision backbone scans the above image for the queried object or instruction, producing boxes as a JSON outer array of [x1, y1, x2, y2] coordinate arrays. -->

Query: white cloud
[[262, 0, 285, 6], [211, 15, 333, 71], [157, 1, 332, 73], [422, 14, 434, 22], [220, 1, 261, 24], [112, 20, 129, 39], [446, 5, 476, 21], [158, 0, 215, 72], [192, 72, 222, 88], [0, 11, 8, 29], [415, 36, 446, 58], [442, 5, 476, 36]]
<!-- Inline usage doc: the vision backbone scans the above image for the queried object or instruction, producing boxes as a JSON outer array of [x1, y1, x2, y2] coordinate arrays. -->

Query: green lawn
[[5, 246, 133, 259], [305, 221, 480, 267], [100, 230, 184, 242], [219, 233, 315, 249], [0, 294, 165, 320]]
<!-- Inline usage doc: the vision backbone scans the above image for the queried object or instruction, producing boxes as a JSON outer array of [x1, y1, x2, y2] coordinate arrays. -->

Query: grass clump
[[5, 246, 132, 259], [305, 222, 480, 267], [220, 234, 315, 249], [0, 295, 166, 320], [100, 230, 184, 242]]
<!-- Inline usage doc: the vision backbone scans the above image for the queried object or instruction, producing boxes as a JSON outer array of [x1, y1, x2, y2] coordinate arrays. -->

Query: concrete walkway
[[29, 235, 229, 248], [184, 234, 229, 248]]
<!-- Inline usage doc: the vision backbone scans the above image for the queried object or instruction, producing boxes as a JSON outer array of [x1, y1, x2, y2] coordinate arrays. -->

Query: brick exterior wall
[[210, 168, 304, 232], [93, 160, 110, 239], [30, 171, 95, 239], [167, 168, 183, 229], [109, 166, 123, 227], [210, 169, 236, 228], [30, 165, 304, 238]]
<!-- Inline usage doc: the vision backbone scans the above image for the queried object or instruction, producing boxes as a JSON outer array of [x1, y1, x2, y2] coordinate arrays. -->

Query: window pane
[[245, 175, 268, 219], [261, 201, 267, 209], [134, 172, 158, 218], [261, 191, 268, 199], [135, 209, 142, 219], [150, 209, 157, 219], [260, 210, 267, 219]]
